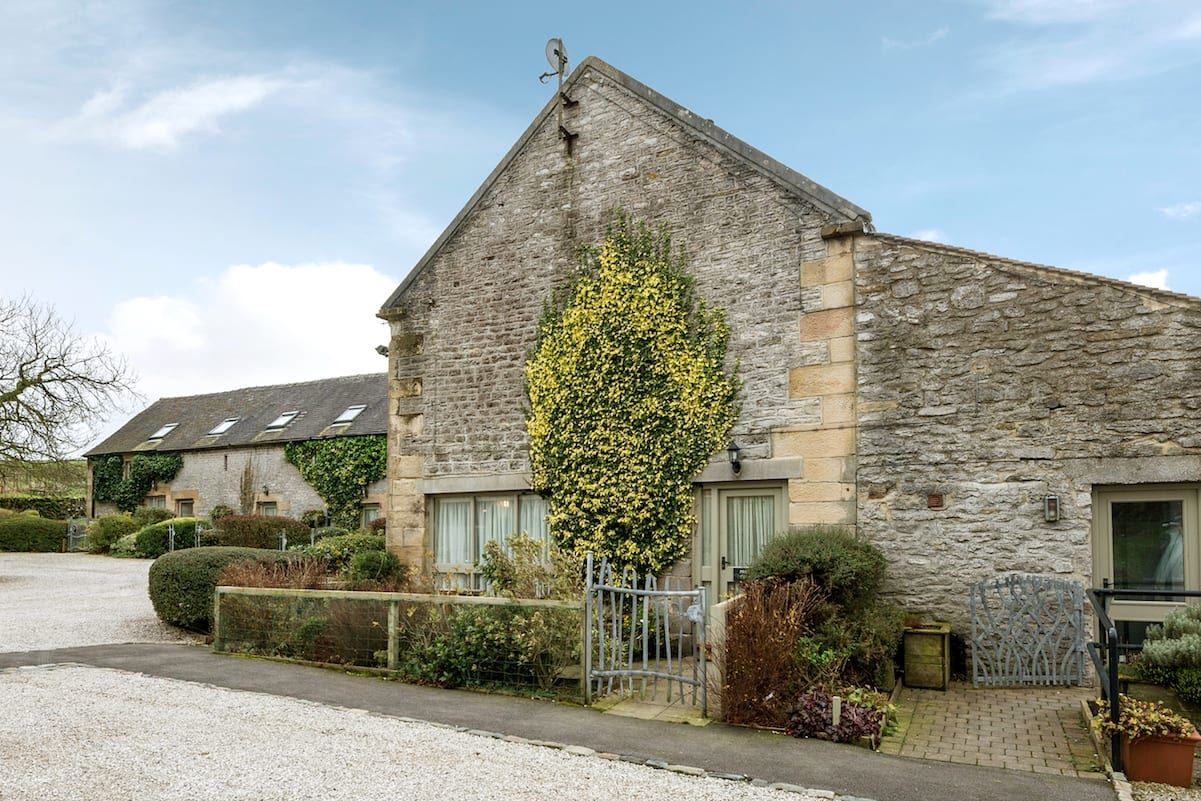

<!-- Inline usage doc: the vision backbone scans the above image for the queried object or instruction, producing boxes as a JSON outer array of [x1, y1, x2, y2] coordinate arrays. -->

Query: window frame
[[265, 411, 299, 431], [176, 499, 194, 517], [430, 492, 550, 590], [333, 404, 367, 425], [207, 417, 240, 436], [256, 501, 279, 517], [148, 423, 178, 440]]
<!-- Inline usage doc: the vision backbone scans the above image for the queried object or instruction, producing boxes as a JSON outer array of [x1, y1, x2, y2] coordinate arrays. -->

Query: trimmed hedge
[[111, 532, 140, 558], [148, 547, 296, 631], [303, 532, 385, 572], [0, 515, 67, 551], [87, 513, 139, 554], [132, 507, 175, 528], [0, 496, 84, 519], [216, 515, 310, 549], [134, 518, 214, 559], [744, 526, 887, 610]]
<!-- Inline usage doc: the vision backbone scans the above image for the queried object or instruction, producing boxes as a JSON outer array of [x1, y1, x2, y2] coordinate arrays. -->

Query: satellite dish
[[545, 37, 567, 75]]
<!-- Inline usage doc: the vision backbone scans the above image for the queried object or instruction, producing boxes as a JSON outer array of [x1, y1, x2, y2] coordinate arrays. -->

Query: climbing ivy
[[284, 435, 386, 529], [91, 453, 183, 513], [525, 213, 739, 575]]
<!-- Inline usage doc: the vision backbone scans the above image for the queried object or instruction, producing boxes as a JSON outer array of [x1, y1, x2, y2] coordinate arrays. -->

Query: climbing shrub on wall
[[284, 435, 386, 529], [525, 213, 739, 576], [90, 453, 183, 513]]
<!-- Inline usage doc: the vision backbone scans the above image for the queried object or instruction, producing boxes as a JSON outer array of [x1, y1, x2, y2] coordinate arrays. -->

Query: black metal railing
[[1086, 586, 1201, 774]]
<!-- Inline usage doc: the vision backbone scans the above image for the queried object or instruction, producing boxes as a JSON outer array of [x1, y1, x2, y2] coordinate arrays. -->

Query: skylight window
[[333, 404, 366, 424], [149, 423, 178, 440], [266, 411, 299, 431], [208, 417, 240, 436]]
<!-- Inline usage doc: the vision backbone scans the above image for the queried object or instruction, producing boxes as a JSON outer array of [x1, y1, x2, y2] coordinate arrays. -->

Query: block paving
[[879, 681, 1105, 780]]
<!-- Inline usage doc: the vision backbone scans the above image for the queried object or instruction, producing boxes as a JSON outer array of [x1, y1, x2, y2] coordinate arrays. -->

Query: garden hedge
[[148, 547, 296, 631], [0, 515, 67, 552], [0, 496, 84, 519], [87, 513, 139, 553], [131, 507, 175, 528], [216, 515, 310, 549]]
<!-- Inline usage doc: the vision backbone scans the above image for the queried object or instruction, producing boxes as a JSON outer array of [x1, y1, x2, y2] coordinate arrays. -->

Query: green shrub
[[303, 533, 384, 572], [0, 496, 84, 519], [87, 514, 139, 553], [148, 547, 295, 631], [300, 508, 328, 528], [0, 515, 66, 551], [111, 532, 140, 558], [1147, 606, 1201, 642], [215, 515, 310, 549], [132, 507, 174, 528], [134, 518, 203, 559], [209, 504, 234, 522], [368, 517, 386, 534], [812, 600, 904, 687], [1173, 667, 1201, 705], [1142, 632, 1201, 669], [346, 550, 406, 584], [745, 526, 887, 610]]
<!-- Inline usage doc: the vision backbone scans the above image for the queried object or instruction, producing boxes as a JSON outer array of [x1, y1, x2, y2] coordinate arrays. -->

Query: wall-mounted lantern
[[727, 442, 742, 476], [1044, 495, 1060, 522], [262, 485, 270, 497]]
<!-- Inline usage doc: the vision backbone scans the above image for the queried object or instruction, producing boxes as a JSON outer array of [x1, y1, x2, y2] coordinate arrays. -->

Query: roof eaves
[[379, 56, 871, 313]]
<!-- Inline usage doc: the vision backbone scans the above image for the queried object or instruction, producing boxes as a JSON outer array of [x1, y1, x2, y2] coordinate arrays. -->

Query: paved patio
[[879, 681, 1105, 780]]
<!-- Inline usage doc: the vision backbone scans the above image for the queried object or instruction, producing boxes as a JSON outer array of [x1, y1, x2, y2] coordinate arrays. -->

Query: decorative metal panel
[[583, 554, 707, 713], [970, 573, 1085, 687]]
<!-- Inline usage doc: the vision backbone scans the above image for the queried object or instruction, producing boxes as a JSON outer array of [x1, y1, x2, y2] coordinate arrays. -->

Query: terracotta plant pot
[[1120, 730, 1201, 788]]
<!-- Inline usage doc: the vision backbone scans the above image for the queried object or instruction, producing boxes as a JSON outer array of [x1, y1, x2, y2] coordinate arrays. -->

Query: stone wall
[[853, 233, 1201, 630], [89, 446, 386, 522], [382, 62, 863, 565]]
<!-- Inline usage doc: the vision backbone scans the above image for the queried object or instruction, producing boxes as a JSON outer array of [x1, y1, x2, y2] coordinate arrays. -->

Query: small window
[[176, 499, 194, 517], [265, 411, 299, 431], [147, 496, 167, 510], [333, 404, 367, 424], [208, 417, 240, 435], [256, 501, 278, 517], [361, 504, 381, 527], [149, 423, 178, 440]]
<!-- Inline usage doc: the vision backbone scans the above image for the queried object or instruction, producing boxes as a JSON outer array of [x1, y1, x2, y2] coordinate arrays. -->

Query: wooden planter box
[[1121, 730, 1201, 787], [903, 623, 950, 690]]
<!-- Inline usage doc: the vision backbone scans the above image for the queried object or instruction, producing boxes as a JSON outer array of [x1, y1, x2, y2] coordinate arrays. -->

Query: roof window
[[332, 404, 366, 424], [265, 411, 299, 431], [207, 417, 240, 436], [148, 423, 178, 440]]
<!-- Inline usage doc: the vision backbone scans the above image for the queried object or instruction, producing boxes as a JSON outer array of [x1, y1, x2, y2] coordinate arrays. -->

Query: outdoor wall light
[[1044, 495, 1060, 523], [361, 483, 369, 499], [727, 442, 742, 476], [262, 485, 270, 496]]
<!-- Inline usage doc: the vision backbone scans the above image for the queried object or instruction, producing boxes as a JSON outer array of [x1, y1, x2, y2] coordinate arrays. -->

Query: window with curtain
[[726, 494, 777, 568], [433, 494, 550, 588]]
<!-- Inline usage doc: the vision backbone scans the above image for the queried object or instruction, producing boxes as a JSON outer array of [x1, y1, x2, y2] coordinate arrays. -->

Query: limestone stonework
[[853, 233, 1201, 629]]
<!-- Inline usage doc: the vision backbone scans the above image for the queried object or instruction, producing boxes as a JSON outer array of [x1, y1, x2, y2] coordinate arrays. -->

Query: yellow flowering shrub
[[525, 213, 739, 575]]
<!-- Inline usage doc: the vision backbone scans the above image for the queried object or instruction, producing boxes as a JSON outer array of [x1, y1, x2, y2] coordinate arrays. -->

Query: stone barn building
[[378, 57, 1201, 638], [86, 374, 388, 526]]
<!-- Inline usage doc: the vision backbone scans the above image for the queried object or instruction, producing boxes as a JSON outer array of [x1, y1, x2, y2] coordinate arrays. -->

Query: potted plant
[[1094, 694, 1200, 787]]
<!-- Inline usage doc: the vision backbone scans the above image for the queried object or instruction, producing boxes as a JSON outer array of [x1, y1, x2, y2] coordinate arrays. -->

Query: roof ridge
[[380, 55, 870, 311], [872, 233, 1201, 308], [152, 372, 387, 403]]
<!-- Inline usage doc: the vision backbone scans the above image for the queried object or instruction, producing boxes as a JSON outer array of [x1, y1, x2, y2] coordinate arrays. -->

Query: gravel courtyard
[[0, 664, 819, 801], [0, 553, 191, 652]]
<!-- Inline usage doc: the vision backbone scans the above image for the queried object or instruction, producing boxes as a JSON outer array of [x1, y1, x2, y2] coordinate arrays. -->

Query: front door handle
[[721, 556, 729, 570]]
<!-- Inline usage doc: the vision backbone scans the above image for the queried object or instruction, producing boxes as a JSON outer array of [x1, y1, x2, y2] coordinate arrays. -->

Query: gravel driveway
[[0, 553, 192, 652], [0, 664, 816, 801]]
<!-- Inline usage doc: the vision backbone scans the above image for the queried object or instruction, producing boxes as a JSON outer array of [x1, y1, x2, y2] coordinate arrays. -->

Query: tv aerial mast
[[539, 37, 578, 153]]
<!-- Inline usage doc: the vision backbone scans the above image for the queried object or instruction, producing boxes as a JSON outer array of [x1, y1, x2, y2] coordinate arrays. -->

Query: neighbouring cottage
[[85, 374, 388, 526], [377, 56, 1201, 639]]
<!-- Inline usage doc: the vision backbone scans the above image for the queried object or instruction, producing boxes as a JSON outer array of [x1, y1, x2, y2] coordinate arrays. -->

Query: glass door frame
[[692, 481, 787, 602], [1093, 484, 1200, 626]]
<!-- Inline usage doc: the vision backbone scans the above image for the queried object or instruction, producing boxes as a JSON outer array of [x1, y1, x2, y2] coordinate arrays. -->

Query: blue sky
[[1, 0, 1199, 443]]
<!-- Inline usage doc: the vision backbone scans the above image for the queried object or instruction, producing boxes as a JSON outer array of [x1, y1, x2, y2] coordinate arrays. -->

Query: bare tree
[[238, 457, 259, 515], [0, 296, 136, 467]]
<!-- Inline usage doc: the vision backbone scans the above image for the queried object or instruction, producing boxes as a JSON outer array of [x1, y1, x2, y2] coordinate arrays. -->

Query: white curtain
[[435, 498, 472, 567], [476, 497, 516, 558], [726, 495, 776, 568], [520, 494, 550, 549]]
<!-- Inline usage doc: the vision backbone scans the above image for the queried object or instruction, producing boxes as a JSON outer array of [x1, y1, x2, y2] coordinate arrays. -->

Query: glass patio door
[[1094, 487, 1199, 642], [694, 483, 784, 601]]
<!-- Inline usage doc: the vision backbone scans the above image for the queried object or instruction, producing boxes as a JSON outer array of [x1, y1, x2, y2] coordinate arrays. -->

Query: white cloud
[[1126, 269, 1170, 290], [911, 228, 949, 243], [66, 74, 287, 150], [1160, 201, 1201, 219], [882, 27, 950, 50], [97, 261, 395, 427], [985, 0, 1136, 25]]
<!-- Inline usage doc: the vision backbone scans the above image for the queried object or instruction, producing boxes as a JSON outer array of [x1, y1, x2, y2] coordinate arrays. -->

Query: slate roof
[[85, 373, 388, 457], [380, 56, 872, 311]]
